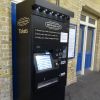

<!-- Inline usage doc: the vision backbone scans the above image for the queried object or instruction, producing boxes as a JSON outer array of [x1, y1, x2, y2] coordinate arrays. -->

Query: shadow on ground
[[65, 72, 100, 100]]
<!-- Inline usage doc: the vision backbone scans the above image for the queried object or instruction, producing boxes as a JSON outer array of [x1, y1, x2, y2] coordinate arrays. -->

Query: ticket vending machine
[[12, 0, 74, 100]]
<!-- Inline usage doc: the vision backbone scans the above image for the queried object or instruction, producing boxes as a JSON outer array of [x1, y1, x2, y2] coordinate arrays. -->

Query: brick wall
[[94, 19, 100, 71], [0, 0, 12, 100]]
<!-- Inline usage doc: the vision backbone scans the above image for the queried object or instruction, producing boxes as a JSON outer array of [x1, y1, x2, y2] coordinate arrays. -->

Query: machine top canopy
[[34, 0, 74, 17], [12, 0, 74, 17]]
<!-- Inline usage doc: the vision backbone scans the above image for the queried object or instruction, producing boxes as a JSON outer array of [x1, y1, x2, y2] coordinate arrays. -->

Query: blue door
[[85, 27, 94, 69], [76, 25, 84, 72]]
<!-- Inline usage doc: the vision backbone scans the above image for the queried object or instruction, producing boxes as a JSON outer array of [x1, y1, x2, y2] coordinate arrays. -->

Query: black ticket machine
[[12, 0, 74, 100]]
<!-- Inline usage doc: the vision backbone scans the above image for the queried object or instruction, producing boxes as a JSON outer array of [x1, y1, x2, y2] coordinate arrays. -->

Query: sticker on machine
[[60, 32, 68, 43]]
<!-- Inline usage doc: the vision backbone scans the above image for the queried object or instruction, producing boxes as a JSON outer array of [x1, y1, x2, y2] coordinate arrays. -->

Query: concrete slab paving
[[65, 72, 100, 100]]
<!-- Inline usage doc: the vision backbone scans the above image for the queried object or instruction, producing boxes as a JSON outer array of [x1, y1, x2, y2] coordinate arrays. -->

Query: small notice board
[[68, 24, 77, 58]]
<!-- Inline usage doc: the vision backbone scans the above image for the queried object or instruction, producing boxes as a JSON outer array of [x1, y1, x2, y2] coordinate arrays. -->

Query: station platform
[[65, 71, 100, 100]]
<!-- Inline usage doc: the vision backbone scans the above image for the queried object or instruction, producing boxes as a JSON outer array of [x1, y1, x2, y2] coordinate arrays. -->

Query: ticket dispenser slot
[[12, 0, 74, 100]]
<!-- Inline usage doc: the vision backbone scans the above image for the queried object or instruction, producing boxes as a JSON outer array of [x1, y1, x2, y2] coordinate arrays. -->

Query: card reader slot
[[37, 78, 58, 89]]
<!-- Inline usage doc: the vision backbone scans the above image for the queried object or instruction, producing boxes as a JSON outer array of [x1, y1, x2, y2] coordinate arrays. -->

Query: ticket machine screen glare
[[35, 55, 52, 71]]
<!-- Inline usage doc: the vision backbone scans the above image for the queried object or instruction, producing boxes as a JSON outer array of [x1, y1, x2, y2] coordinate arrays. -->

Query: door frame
[[79, 13, 97, 75]]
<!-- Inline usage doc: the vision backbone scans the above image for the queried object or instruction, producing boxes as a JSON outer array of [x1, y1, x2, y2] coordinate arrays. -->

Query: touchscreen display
[[35, 55, 52, 71]]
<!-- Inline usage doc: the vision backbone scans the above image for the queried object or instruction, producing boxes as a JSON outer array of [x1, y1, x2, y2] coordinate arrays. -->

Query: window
[[89, 18, 95, 25], [80, 15, 86, 22]]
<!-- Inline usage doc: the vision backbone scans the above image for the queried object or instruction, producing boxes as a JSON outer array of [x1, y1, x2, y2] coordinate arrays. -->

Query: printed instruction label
[[60, 32, 68, 43]]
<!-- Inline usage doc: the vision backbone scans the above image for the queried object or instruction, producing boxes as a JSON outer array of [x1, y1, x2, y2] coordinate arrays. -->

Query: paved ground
[[65, 71, 100, 100]]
